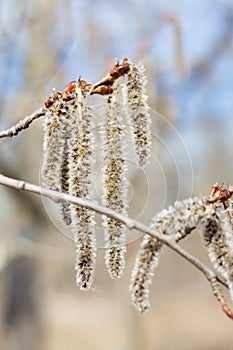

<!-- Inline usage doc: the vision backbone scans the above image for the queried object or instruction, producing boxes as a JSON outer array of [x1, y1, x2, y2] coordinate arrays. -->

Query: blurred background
[[1, 0, 233, 349]]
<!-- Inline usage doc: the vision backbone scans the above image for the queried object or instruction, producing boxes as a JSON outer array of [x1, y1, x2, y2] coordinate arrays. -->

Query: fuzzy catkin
[[102, 88, 128, 279], [200, 205, 233, 301], [124, 63, 152, 168], [130, 233, 162, 314], [41, 95, 64, 191], [130, 197, 207, 314], [58, 97, 78, 225], [42, 91, 76, 224], [60, 137, 72, 225], [68, 88, 96, 290], [58, 99, 76, 225]]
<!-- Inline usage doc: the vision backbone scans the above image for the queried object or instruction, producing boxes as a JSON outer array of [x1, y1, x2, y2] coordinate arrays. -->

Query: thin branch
[[0, 173, 231, 315], [0, 60, 131, 140], [0, 173, 232, 318], [0, 108, 47, 139]]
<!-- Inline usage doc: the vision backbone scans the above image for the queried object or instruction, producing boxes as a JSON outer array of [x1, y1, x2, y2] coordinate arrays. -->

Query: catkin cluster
[[41, 60, 233, 318], [130, 195, 233, 314], [42, 86, 96, 290], [130, 197, 207, 314], [41, 59, 152, 290]]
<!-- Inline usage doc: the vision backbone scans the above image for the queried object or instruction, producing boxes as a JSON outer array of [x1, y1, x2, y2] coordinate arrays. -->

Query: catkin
[[58, 99, 76, 226], [41, 92, 65, 191], [59, 98, 77, 225], [200, 204, 233, 301], [102, 87, 128, 279], [68, 87, 96, 290], [130, 233, 162, 314], [124, 63, 152, 168], [42, 91, 75, 225], [130, 197, 207, 313], [60, 137, 72, 225]]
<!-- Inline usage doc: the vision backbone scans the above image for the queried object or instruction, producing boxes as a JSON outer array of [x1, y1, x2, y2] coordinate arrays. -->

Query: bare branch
[[0, 108, 47, 139], [0, 172, 232, 319], [0, 174, 221, 273]]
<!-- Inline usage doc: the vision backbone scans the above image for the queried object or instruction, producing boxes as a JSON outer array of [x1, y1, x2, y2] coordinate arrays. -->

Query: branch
[[0, 173, 232, 319], [0, 108, 47, 139], [0, 60, 130, 140]]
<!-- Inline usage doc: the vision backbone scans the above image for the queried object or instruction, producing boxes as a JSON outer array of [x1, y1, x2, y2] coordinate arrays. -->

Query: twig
[[0, 173, 232, 319], [0, 60, 130, 140], [0, 173, 222, 273], [210, 277, 233, 320], [0, 108, 47, 139]]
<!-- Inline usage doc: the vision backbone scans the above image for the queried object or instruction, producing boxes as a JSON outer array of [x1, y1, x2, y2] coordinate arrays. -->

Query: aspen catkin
[[102, 87, 128, 279], [124, 63, 152, 168], [130, 197, 207, 313], [200, 206, 233, 301], [68, 87, 96, 290]]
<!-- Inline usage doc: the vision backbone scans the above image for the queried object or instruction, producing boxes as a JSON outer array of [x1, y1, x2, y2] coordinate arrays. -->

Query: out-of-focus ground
[[0, 0, 233, 349]]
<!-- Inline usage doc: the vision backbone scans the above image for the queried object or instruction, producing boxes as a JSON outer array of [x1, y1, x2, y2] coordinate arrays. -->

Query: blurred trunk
[[1, 256, 42, 350]]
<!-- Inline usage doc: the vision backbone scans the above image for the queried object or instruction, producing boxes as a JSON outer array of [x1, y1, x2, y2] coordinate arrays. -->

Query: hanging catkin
[[60, 137, 72, 225], [41, 91, 64, 191], [200, 204, 233, 301], [102, 85, 128, 279], [42, 90, 75, 225], [130, 197, 207, 314], [57, 95, 79, 226], [68, 87, 96, 290], [124, 63, 152, 168]]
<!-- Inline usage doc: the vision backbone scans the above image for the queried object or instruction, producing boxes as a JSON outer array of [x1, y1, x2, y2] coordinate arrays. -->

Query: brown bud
[[77, 78, 93, 94], [44, 96, 55, 108], [64, 81, 78, 94], [91, 85, 113, 95], [207, 183, 233, 203], [110, 59, 130, 79]]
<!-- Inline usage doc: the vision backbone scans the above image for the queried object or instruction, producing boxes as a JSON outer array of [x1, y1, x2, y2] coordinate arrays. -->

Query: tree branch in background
[[0, 173, 232, 320], [135, 13, 185, 78]]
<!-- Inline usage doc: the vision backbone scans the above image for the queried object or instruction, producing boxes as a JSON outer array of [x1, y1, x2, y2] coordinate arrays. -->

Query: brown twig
[[0, 173, 232, 319], [219, 296, 233, 320], [45, 59, 130, 106], [210, 277, 233, 320], [0, 108, 47, 139], [0, 60, 131, 140], [89, 58, 130, 95]]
